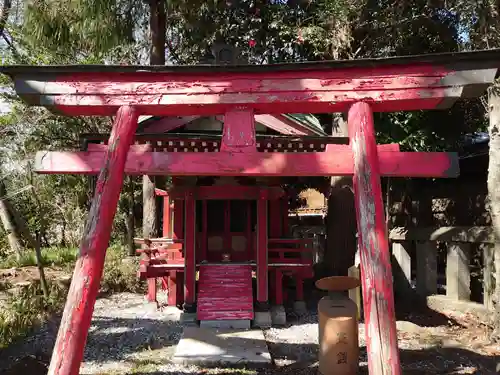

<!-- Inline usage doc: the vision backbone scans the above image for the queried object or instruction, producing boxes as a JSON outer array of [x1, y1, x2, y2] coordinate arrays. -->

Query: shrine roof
[[3, 48, 500, 75]]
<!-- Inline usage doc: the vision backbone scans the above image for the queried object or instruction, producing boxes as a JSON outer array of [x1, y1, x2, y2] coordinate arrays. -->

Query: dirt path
[[0, 292, 498, 374]]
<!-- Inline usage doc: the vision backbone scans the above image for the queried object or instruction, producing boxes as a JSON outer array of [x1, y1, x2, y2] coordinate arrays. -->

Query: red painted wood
[[275, 270, 284, 305], [84, 133, 354, 153], [197, 265, 254, 320], [47, 106, 139, 375], [270, 200, 282, 237], [162, 195, 170, 237], [348, 102, 401, 374], [268, 258, 312, 265], [34, 147, 459, 178], [167, 271, 177, 306], [86, 143, 151, 152], [161, 276, 168, 291], [257, 193, 268, 303], [201, 200, 208, 262], [155, 188, 168, 196], [147, 278, 157, 303], [19, 64, 469, 116], [184, 192, 196, 305], [246, 200, 253, 260], [169, 185, 284, 200], [197, 311, 254, 320], [173, 200, 183, 240], [220, 108, 256, 152]]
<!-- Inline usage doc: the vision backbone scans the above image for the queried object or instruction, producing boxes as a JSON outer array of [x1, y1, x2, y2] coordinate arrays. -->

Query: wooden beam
[[34, 147, 459, 178], [8, 64, 497, 116], [389, 226, 494, 243], [47, 106, 139, 375], [348, 102, 401, 374]]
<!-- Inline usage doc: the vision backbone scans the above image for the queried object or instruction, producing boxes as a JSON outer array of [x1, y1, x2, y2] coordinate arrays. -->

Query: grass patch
[[0, 281, 67, 349], [0, 244, 144, 349], [0, 247, 78, 269]]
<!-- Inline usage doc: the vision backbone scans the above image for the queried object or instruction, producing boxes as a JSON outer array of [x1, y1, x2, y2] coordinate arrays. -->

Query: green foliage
[[22, 0, 147, 62], [0, 281, 67, 348], [0, 246, 77, 268], [101, 244, 144, 294], [0, 244, 143, 348]]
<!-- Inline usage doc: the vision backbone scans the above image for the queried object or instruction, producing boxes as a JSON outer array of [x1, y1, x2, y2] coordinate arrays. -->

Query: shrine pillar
[[173, 198, 184, 240], [183, 190, 196, 312], [48, 106, 139, 375], [162, 193, 171, 237], [255, 189, 271, 327], [348, 102, 401, 374]]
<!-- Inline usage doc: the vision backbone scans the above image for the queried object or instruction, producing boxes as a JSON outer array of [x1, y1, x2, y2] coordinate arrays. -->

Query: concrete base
[[271, 305, 286, 325], [293, 300, 307, 316], [180, 312, 197, 326], [253, 311, 272, 328], [200, 319, 251, 329], [172, 326, 271, 367]]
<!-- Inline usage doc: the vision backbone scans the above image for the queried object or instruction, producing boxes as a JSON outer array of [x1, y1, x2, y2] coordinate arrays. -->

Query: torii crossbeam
[[2, 48, 500, 375]]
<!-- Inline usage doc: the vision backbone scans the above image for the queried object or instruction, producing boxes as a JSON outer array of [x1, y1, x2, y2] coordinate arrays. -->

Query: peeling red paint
[[18, 66, 458, 115], [348, 102, 401, 375], [34, 146, 458, 178], [197, 265, 254, 321], [47, 106, 139, 375]]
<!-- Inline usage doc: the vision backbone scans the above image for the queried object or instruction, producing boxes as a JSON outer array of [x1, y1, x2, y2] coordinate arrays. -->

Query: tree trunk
[[487, 85, 500, 340], [35, 232, 49, 297], [142, 0, 166, 241], [149, 0, 166, 65], [0, 0, 12, 36], [0, 180, 23, 260], [5, 199, 36, 248], [325, 114, 357, 276]]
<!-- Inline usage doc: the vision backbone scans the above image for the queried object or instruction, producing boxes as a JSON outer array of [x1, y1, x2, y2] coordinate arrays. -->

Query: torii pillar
[[47, 106, 139, 375], [349, 102, 400, 374]]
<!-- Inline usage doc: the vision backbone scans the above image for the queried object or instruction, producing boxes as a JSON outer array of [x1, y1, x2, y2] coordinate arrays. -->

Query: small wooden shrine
[[2, 48, 500, 375], [80, 113, 326, 321]]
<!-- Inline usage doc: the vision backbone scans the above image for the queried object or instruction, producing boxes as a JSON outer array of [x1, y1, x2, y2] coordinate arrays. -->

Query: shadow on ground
[[1, 285, 497, 375], [4, 332, 497, 375]]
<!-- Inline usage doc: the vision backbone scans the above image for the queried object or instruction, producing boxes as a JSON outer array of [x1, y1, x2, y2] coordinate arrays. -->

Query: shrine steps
[[197, 264, 254, 329]]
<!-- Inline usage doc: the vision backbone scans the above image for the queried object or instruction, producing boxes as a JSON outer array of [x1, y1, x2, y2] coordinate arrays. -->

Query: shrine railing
[[388, 226, 496, 310], [268, 238, 314, 265]]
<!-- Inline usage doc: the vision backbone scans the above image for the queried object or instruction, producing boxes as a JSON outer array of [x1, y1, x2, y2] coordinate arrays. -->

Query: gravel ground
[[1, 292, 499, 375]]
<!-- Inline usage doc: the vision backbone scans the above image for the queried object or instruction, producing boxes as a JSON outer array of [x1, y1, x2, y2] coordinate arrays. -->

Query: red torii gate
[[2, 49, 500, 375]]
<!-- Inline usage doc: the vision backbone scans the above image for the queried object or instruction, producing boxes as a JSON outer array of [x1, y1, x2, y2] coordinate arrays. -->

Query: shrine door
[[197, 200, 256, 263]]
